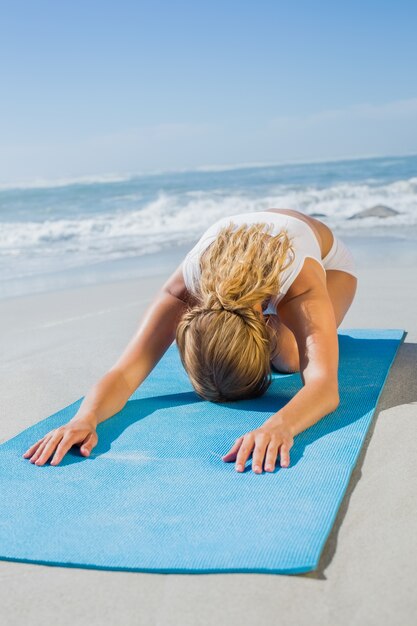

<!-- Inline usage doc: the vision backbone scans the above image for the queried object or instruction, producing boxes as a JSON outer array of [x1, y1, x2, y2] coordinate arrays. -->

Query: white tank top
[[181, 211, 325, 314]]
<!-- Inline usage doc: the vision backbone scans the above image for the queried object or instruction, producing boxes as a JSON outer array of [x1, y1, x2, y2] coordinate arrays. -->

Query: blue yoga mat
[[0, 328, 404, 574]]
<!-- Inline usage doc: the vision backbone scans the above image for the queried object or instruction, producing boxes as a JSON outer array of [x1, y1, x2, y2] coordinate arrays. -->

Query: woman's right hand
[[22, 416, 98, 467]]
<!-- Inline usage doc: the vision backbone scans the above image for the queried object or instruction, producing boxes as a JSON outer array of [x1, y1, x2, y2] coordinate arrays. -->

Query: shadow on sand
[[305, 338, 416, 580]]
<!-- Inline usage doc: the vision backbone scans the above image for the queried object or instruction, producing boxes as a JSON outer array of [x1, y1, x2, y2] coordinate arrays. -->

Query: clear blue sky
[[1, 0, 416, 182]]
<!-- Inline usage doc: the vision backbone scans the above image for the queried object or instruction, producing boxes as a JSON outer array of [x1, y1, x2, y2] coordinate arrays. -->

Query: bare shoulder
[[277, 257, 327, 312], [159, 261, 197, 306], [277, 260, 336, 349]]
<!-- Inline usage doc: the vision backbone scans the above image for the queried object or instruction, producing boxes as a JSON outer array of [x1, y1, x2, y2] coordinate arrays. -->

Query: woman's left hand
[[221, 421, 294, 473]]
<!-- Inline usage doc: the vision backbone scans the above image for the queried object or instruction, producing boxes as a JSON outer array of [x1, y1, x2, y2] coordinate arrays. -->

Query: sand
[[0, 235, 416, 626]]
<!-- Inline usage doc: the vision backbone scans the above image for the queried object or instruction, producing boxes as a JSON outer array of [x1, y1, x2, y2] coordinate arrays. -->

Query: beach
[[2, 0, 416, 615], [1, 233, 416, 626]]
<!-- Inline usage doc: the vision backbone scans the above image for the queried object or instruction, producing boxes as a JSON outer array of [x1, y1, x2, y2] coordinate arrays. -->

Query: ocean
[[1, 153, 416, 299]]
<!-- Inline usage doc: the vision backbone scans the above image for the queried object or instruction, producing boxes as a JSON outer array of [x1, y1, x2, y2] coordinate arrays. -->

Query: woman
[[23, 208, 358, 474]]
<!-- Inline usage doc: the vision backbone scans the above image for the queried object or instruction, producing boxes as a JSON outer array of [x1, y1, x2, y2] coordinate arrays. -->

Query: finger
[[279, 442, 291, 468], [23, 437, 48, 458], [80, 431, 98, 456], [50, 435, 77, 466], [222, 436, 244, 462], [264, 440, 280, 472], [235, 437, 255, 472], [30, 438, 53, 464], [33, 434, 64, 466], [251, 434, 269, 474]]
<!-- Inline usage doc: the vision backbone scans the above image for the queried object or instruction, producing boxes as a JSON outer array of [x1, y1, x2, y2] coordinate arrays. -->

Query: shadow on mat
[[60, 334, 407, 480]]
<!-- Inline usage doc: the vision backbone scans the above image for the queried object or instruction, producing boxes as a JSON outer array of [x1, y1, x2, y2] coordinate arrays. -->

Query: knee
[[268, 317, 300, 373], [270, 348, 300, 374]]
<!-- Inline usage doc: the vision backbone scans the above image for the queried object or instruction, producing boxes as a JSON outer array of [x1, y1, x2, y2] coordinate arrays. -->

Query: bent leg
[[270, 270, 358, 373], [325, 269, 358, 326]]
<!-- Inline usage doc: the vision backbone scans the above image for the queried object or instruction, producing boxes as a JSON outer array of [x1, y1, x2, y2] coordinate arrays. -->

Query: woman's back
[[181, 208, 332, 314], [262, 208, 334, 258]]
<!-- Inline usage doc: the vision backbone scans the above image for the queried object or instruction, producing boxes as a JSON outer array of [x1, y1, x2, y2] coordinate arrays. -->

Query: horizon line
[[0, 149, 416, 192]]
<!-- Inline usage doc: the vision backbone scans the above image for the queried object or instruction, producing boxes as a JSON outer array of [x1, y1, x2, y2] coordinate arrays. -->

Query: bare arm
[[23, 262, 190, 465], [264, 283, 340, 436], [222, 259, 340, 473], [73, 288, 187, 428], [77, 260, 190, 427]]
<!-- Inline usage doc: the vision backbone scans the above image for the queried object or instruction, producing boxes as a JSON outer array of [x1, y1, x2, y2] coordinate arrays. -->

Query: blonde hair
[[176, 221, 295, 402]]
